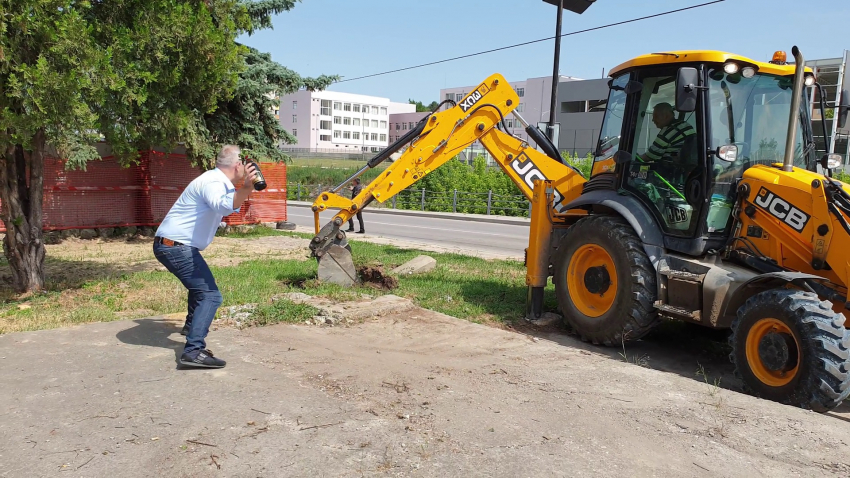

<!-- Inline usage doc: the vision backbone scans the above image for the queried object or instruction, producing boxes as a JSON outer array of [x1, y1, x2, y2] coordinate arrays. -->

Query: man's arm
[[201, 164, 259, 214]]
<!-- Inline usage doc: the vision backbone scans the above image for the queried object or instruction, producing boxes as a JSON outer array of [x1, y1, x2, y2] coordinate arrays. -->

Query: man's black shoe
[[180, 324, 190, 336], [346, 228, 354, 232], [356, 230, 365, 234], [179, 349, 226, 368]]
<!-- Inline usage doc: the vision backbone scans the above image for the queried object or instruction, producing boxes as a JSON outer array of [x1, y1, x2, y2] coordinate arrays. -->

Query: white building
[[277, 90, 414, 154]]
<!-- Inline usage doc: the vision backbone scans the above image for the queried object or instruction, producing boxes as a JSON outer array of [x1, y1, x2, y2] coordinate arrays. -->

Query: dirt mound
[[357, 265, 398, 290]]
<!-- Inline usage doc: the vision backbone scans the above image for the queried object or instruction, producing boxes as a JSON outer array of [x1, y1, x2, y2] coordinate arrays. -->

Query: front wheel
[[553, 215, 659, 346], [730, 289, 850, 412]]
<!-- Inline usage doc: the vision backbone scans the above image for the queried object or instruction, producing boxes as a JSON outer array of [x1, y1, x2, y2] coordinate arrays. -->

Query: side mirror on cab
[[675, 67, 699, 113], [838, 88, 849, 130]]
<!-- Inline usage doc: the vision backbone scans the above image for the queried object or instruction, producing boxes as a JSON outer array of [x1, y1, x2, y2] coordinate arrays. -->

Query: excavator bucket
[[317, 244, 357, 286], [310, 219, 357, 286]]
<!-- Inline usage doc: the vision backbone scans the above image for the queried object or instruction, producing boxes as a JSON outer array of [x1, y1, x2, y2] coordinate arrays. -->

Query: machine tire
[[553, 215, 659, 346], [730, 289, 850, 412]]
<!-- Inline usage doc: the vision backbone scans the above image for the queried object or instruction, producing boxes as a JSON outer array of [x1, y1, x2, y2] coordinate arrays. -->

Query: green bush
[[287, 151, 595, 216]]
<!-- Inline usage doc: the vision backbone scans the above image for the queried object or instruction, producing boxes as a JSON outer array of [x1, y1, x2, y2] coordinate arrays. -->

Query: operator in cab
[[639, 102, 696, 165]]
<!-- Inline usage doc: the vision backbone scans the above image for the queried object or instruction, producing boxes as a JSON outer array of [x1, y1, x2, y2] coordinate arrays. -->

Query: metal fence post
[[486, 190, 492, 215], [528, 200, 532, 218], [392, 195, 397, 209], [296, 183, 301, 201], [452, 189, 458, 213], [421, 188, 426, 211]]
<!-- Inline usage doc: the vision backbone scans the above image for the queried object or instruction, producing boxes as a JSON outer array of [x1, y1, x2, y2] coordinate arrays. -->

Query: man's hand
[[233, 162, 258, 209], [240, 162, 259, 191]]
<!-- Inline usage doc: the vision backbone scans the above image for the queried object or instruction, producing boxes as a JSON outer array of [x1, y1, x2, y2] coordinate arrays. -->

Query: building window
[[588, 99, 608, 112], [371, 133, 378, 141], [353, 131, 360, 140], [379, 134, 387, 141], [402, 123, 407, 130], [292, 115, 297, 123], [371, 106, 379, 114], [371, 147, 380, 152], [292, 100, 298, 110], [333, 130, 341, 138], [333, 116, 341, 124], [380, 107, 387, 115], [320, 134, 331, 141], [560, 101, 585, 113], [343, 117, 351, 125], [292, 129, 297, 136], [343, 103, 351, 111], [273, 109, 279, 116], [319, 120, 332, 130], [333, 101, 341, 110], [516, 103, 524, 112], [343, 131, 351, 139], [455, 93, 463, 102], [321, 100, 331, 115], [353, 104, 361, 113], [380, 120, 387, 128], [396, 123, 400, 130], [371, 120, 378, 128], [352, 118, 361, 126], [516, 87, 524, 97], [445, 93, 453, 101], [362, 105, 370, 114], [408, 122, 413, 129]]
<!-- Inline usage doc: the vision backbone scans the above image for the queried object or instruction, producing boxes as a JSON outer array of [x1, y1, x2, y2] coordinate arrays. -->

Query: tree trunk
[[0, 128, 46, 293]]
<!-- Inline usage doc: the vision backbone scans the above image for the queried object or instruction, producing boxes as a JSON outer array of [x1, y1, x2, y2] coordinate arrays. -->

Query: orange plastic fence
[[0, 150, 287, 232]]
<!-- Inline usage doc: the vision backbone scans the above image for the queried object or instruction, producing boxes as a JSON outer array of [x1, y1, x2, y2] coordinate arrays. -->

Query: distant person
[[153, 144, 258, 369], [346, 178, 365, 234]]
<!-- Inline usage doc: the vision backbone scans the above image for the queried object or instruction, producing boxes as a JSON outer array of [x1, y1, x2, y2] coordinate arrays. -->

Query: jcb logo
[[511, 153, 567, 212], [666, 206, 688, 224], [458, 83, 490, 112], [754, 187, 810, 233]]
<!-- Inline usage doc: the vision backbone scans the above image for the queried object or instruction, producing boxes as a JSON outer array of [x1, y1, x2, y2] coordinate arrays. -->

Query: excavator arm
[[309, 73, 588, 270]]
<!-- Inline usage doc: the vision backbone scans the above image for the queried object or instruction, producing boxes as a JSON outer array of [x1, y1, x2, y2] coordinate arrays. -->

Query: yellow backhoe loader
[[309, 46, 850, 412]]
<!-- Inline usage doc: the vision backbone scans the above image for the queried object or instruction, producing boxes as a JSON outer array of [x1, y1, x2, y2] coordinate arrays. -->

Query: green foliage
[[200, 46, 338, 164], [409, 99, 439, 113]]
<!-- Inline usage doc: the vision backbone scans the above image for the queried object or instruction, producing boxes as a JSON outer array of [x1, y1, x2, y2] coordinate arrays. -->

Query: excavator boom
[[309, 73, 587, 276]]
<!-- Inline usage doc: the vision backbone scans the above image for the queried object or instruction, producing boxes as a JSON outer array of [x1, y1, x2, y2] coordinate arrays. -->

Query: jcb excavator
[[309, 46, 850, 412]]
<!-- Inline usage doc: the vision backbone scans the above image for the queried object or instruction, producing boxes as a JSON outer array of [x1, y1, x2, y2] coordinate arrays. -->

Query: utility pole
[[542, 0, 596, 143]]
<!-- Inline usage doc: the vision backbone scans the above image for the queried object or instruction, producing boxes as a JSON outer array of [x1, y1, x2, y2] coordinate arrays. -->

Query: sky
[[237, 0, 849, 104]]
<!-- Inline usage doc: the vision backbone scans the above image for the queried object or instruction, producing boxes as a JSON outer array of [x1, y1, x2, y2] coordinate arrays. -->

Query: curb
[[287, 201, 531, 226]]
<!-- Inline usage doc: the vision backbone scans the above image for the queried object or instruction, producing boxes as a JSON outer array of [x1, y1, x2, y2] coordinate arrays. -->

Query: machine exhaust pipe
[[782, 46, 806, 172]]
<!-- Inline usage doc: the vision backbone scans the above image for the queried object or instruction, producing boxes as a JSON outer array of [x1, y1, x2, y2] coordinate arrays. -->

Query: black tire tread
[[729, 289, 850, 412], [555, 215, 659, 346]]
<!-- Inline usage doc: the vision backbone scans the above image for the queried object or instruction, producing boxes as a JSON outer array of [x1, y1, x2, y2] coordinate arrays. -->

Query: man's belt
[[155, 236, 183, 247]]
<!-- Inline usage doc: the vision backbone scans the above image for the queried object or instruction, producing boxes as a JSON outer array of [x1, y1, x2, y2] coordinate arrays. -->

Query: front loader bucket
[[317, 244, 357, 287]]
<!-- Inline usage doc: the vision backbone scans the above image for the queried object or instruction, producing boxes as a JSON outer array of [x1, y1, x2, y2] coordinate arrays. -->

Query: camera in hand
[[244, 159, 267, 191]]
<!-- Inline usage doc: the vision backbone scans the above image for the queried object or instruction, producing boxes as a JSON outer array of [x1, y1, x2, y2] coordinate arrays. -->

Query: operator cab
[[588, 50, 818, 256]]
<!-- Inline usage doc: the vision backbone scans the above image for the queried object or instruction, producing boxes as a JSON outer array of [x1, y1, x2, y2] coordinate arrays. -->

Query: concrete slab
[[391, 255, 436, 275]]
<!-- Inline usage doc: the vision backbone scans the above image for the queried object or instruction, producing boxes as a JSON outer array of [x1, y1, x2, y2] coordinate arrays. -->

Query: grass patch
[[0, 233, 553, 334], [215, 225, 289, 239]]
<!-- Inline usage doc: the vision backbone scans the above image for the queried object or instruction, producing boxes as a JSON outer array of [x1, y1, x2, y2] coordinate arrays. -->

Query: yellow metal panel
[[608, 50, 812, 77]]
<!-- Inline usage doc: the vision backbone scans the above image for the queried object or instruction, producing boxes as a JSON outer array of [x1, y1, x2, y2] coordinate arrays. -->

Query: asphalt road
[[286, 204, 530, 259]]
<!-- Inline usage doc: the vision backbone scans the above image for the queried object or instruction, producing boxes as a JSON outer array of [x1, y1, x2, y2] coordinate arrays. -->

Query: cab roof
[[608, 50, 813, 77]]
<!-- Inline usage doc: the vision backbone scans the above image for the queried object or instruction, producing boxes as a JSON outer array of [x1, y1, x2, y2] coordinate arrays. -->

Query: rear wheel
[[730, 289, 850, 412], [553, 215, 659, 345]]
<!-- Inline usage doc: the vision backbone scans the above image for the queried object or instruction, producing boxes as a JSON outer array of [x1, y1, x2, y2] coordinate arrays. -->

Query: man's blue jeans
[[153, 241, 223, 358]]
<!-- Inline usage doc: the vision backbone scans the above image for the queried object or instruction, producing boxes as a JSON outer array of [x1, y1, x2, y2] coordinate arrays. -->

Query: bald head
[[652, 102, 675, 128], [216, 145, 241, 168]]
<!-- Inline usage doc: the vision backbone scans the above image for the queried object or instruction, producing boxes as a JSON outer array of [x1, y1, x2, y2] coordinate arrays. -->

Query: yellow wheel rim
[[567, 244, 618, 317], [745, 318, 800, 387]]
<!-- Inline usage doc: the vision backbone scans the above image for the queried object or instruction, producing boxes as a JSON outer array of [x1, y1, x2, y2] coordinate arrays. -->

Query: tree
[[0, 1, 244, 293], [408, 99, 439, 113]]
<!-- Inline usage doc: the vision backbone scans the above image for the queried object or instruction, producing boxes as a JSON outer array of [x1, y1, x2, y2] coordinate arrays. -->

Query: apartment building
[[277, 90, 414, 153], [808, 50, 849, 163]]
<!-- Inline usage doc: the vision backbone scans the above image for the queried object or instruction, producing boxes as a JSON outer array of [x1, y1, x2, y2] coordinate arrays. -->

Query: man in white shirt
[[153, 144, 258, 368]]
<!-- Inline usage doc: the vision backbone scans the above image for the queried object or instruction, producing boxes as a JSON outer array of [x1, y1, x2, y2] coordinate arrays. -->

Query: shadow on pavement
[[460, 280, 850, 418], [116, 318, 185, 366]]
